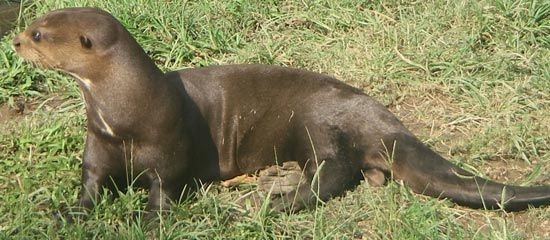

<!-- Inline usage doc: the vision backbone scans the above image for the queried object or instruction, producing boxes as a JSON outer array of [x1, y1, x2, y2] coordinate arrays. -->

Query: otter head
[[13, 7, 122, 79]]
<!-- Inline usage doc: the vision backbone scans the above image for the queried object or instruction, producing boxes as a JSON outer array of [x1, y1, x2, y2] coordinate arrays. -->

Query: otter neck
[[72, 37, 178, 140]]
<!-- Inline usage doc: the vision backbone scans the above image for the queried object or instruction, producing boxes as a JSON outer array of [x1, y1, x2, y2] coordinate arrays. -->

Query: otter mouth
[[15, 47, 61, 70]]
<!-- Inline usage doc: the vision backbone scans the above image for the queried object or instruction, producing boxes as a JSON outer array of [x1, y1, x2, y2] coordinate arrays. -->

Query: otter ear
[[80, 35, 92, 49]]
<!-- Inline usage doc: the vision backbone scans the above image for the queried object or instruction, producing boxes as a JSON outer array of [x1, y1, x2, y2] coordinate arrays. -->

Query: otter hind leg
[[363, 168, 387, 187]]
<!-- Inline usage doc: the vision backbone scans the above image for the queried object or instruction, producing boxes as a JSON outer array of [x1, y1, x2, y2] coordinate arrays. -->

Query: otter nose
[[13, 35, 21, 48]]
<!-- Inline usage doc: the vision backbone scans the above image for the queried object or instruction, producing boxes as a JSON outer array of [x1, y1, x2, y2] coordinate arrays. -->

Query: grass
[[1, 0, 549, 239]]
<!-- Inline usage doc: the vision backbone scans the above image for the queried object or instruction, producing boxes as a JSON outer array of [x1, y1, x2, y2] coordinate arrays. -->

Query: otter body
[[13, 8, 550, 219]]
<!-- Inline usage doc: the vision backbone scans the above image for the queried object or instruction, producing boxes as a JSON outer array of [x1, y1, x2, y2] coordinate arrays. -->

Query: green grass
[[1, 0, 549, 239]]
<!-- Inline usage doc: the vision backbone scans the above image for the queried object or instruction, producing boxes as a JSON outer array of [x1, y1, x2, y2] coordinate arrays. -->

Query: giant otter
[[12, 7, 550, 220]]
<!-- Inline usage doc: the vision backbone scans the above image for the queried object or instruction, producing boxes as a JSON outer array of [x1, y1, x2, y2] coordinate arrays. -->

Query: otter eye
[[31, 31, 41, 42], [80, 36, 92, 49]]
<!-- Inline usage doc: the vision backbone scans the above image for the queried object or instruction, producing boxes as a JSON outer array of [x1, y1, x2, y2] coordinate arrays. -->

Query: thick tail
[[389, 133, 550, 211]]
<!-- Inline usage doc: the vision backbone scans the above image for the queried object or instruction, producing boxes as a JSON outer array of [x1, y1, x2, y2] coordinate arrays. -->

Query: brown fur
[[13, 8, 550, 221]]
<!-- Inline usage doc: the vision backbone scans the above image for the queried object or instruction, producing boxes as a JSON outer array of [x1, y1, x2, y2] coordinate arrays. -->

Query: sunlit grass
[[1, 0, 548, 239]]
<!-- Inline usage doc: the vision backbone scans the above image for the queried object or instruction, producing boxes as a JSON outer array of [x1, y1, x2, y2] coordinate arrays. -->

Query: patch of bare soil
[[483, 159, 542, 184], [453, 208, 550, 239], [513, 211, 550, 239], [0, 96, 67, 127], [0, 98, 26, 125], [387, 83, 474, 155], [388, 84, 450, 132]]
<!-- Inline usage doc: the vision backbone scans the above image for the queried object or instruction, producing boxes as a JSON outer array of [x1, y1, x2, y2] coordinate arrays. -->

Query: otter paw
[[257, 161, 303, 196]]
